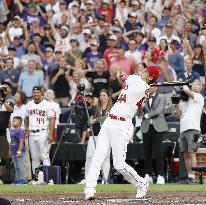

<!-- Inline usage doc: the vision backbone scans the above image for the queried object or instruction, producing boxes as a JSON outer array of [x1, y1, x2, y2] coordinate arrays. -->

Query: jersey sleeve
[[25, 103, 30, 117], [47, 104, 55, 119]]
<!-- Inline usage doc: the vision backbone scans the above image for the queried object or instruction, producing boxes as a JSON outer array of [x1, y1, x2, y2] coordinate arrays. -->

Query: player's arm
[[49, 117, 55, 143], [24, 116, 29, 136]]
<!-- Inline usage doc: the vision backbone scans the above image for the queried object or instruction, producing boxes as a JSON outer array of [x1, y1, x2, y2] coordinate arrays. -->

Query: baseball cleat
[[85, 193, 95, 200], [136, 181, 149, 198]]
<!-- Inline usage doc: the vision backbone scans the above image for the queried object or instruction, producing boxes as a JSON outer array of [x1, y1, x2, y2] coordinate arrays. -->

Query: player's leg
[[84, 119, 111, 199], [110, 121, 148, 197], [29, 134, 41, 174], [101, 148, 111, 183], [38, 130, 50, 166]]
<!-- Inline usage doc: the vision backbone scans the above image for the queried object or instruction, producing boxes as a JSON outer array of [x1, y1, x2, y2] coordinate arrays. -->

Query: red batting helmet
[[146, 66, 159, 81]]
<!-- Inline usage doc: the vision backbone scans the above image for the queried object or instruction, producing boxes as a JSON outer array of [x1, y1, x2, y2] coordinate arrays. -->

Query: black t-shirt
[[86, 71, 110, 98], [109, 78, 122, 103], [51, 68, 70, 98]]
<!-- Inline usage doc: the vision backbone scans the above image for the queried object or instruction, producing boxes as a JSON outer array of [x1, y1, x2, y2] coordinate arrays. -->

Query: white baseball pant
[[85, 135, 111, 182], [29, 130, 50, 174], [85, 118, 146, 195]]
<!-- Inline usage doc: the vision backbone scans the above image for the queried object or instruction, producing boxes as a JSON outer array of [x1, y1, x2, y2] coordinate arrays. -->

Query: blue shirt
[[177, 71, 200, 82], [18, 71, 44, 97], [168, 52, 185, 74], [10, 128, 25, 155]]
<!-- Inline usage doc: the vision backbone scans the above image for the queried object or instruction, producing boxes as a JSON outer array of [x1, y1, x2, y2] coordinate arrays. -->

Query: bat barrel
[[150, 81, 189, 87]]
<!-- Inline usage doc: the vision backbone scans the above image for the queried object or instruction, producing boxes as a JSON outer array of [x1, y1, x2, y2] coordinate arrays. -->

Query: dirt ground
[[1, 192, 206, 205]]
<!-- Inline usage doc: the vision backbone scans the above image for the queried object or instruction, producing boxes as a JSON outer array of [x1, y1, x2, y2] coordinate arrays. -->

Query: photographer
[[175, 80, 204, 183], [0, 80, 14, 184]]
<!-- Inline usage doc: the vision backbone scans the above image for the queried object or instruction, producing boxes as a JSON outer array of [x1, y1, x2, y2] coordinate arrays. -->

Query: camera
[[171, 88, 190, 104], [77, 84, 85, 92], [0, 84, 6, 105]]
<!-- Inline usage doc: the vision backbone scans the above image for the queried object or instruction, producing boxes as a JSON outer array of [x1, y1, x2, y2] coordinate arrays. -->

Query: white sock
[[188, 174, 195, 179]]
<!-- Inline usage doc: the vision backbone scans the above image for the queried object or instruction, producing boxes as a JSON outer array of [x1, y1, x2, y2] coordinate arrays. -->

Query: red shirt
[[142, 48, 161, 64], [104, 48, 117, 68], [98, 7, 113, 24]]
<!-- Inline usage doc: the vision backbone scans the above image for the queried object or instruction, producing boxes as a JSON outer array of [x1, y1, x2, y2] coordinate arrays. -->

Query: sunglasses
[[90, 44, 98, 47]]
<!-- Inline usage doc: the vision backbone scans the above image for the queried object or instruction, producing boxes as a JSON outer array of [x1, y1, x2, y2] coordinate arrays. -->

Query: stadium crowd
[[0, 0, 206, 185]]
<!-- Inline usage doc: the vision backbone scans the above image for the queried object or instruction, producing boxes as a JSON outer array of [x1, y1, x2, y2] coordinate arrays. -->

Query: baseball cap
[[128, 12, 137, 18], [112, 26, 122, 33], [2, 79, 12, 87], [148, 36, 156, 42], [86, 0, 94, 5], [32, 86, 42, 91], [27, 3, 37, 9], [60, 26, 69, 32], [13, 16, 21, 21], [59, 0, 66, 5], [102, 0, 109, 4], [114, 44, 126, 51], [13, 36, 21, 40], [45, 47, 54, 52], [90, 39, 99, 46], [85, 92, 94, 98], [8, 45, 16, 51], [131, 1, 139, 6], [170, 39, 179, 46], [146, 66, 159, 81], [83, 29, 91, 35], [80, 4, 87, 10], [165, 23, 173, 28], [108, 34, 117, 41]]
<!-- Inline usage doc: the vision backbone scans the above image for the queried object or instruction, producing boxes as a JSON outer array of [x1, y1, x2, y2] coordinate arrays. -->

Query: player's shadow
[[0, 198, 11, 205]]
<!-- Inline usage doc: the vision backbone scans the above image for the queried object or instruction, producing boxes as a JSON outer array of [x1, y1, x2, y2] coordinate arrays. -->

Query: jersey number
[[37, 118, 45, 124], [118, 94, 127, 103]]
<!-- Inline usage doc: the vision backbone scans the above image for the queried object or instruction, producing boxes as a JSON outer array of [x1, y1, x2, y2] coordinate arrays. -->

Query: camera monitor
[[56, 123, 81, 144]]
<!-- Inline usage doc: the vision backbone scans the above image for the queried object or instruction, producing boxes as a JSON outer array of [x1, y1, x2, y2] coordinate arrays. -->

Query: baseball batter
[[84, 66, 159, 200], [25, 86, 55, 175]]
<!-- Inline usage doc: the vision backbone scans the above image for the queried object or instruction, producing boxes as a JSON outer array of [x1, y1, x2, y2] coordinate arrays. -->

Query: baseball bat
[[150, 81, 190, 87]]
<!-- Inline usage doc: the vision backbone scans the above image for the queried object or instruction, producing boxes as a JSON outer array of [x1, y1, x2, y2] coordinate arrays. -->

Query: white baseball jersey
[[110, 75, 150, 119], [25, 99, 55, 130]]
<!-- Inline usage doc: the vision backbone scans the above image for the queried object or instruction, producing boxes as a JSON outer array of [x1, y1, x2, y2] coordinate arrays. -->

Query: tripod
[[51, 88, 96, 183]]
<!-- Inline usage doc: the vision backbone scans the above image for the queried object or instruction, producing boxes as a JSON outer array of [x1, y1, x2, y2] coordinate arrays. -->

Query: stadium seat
[[192, 166, 206, 184]]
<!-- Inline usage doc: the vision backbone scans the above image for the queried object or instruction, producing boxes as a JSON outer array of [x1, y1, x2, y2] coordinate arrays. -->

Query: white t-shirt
[[48, 101, 61, 128], [125, 50, 142, 65], [179, 93, 204, 133], [25, 99, 55, 130], [110, 75, 150, 119], [10, 104, 27, 128], [8, 27, 23, 41]]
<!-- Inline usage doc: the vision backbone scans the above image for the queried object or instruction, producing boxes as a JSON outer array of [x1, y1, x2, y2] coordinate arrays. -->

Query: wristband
[[17, 151, 22, 154]]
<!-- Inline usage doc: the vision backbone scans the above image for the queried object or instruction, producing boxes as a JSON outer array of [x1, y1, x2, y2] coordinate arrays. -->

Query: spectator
[[178, 58, 200, 82], [125, 12, 141, 32], [158, 39, 169, 59], [184, 21, 197, 49], [45, 89, 61, 143], [86, 39, 102, 69], [11, 36, 26, 59], [18, 60, 44, 99], [10, 91, 32, 181], [7, 45, 21, 70], [10, 116, 27, 184], [142, 37, 160, 64], [64, 37, 83, 66], [0, 36, 8, 56], [175, 81, 204, 183], [156, 57, 175, 113], [168, 39, 185, 74], [51, 56, 70, 107], [0, 57, 20, 95], [103, 34, 118, 67], [141, 86, 168, 185], [157, 7, 171, 30], [81, 29, 92, 52], [85, 59, 110, 98], [98, 0, 112, 24], [110, 44, 136, 75], [125, 39, 142, 65], [20, 42, 43, 71], [109, 64, 122, 104]]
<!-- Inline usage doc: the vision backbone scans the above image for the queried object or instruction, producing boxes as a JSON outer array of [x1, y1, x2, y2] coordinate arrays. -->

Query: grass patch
[[0, 184, 206, 193]]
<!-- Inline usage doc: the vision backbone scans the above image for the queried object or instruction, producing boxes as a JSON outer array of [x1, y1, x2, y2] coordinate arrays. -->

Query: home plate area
[[1, 192, 206, 205]]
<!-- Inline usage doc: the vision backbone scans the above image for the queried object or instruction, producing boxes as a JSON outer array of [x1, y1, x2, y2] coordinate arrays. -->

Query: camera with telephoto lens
[[171, 73, 193, 104], [77, 84, 85, 92], [0, 84, 6, 105]]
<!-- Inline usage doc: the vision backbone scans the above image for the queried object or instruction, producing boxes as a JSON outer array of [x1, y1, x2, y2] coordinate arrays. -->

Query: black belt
[[30, 129, 46, 133]]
